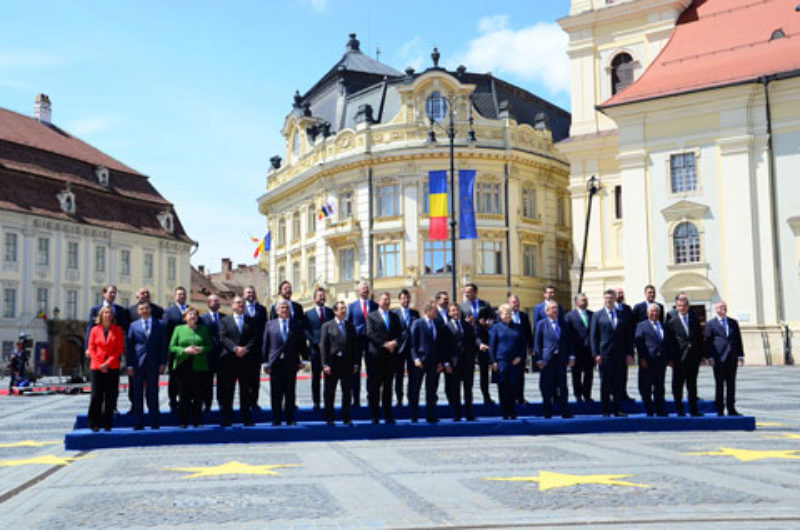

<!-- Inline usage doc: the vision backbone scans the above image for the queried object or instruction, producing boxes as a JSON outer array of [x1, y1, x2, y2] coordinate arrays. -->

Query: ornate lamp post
[[578, 175, 599, 295]]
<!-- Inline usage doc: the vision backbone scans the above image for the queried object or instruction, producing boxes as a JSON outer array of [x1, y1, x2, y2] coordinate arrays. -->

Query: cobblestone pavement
[[0, 366, 798, 528]]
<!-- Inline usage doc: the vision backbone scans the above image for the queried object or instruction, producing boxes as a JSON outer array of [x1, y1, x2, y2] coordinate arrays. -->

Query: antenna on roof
[[376, 44, 381, 62]]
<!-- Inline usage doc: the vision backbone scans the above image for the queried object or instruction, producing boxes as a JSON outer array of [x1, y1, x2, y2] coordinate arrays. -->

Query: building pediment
[[661, 200, 710, 223]]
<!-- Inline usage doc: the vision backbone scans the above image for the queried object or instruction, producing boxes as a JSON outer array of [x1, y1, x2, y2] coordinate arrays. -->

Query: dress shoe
[[385, 418, 396, 425], [133, 425, 144, 431], [243, 421, 255, 427], [602, 413, 611, 418], [104, 427, 112, 432], [90, 426, 100, 433], [271, 421, 281, 426], [411, 418, 418, 423], [717, 412, 724, 417], [484, 398, 495, 405], [728, 410, 742, 417], [656, 412, 668, 417], [453, 417, 462, 422], [466, 417, 476, 422], [180, 424, 188, 429], [372, 418, 380, 424], [326, 420, 335, 426], [646, 412, 654, 417], [677, 412, 686, 417], [613, 412, 627, 417], [287, 421, 297, 426], [313, 404, 321, 411], [690, 412, 703, 417], [344, 421, 354, 426], [585, 397, 595, 403], [151, 425, 160, 430], [544, 414, 552, 419], [220, 422, 232, 428], [510, 414, 517, 420], [502, 415, 509, 420], [562, 413, 573, 419], [252, 405, 263, 413], [426, 418, 439, 424]]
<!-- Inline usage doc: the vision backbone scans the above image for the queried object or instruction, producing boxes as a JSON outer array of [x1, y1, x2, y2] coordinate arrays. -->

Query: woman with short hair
[[169, 306, 211, 427], [86, 306, 124, 432]]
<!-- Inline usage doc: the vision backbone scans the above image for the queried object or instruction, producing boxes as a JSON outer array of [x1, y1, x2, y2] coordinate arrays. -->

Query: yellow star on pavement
[[0, 440, 58, 448], [166, 461, 301, 479], [757, 421, 786, 428], [0, 455, 81, 467], [760, 433, 800, 441], [484, 471, 651, 491], [687, 447, 800, 462]]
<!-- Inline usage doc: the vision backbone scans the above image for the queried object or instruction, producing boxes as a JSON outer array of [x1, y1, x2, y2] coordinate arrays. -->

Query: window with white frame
[[94, 292, 104, 306], [120, 249, 131, 276], [4, 233, 18, 263], [421, 183, 450, 215], [307, 205, 317, 235], [37, 238, 49, 266], [523, 244, 538, 277], [478, 240, 504, 274], [66, 290, 78, 319], [476, 182, 502, 214], [167, 257, 176, 282], [670, 153, 697, 193], [558, 249, 569, 281], [292, 211, 301, 242], [3, 288, 16, 318], [67, 241, 79, 270], [673, 222, 701, 264], [423, 240, 452, 274], [338, 248, 355, 282], [377, 242, 401, 278], [291, 260, 301, 289], [377, 184, 401, 217], [277, 264, 286, 283], [95, 246, 106, 273], [522, 188, 536, 219], [293, 132, 301, 160], [338, 191, 353, 220], [277, 218, 287, 247], [36, 287, 48, 314], [307, 257, 316, 288], [144, 253, 154, 280]]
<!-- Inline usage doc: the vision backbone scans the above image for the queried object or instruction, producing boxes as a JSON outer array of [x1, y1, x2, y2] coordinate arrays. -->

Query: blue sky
[[0, 0, 571, 272]]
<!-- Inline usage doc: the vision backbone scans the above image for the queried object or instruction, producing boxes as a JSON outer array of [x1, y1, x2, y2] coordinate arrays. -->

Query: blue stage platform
[[65, 401, 755, 451]]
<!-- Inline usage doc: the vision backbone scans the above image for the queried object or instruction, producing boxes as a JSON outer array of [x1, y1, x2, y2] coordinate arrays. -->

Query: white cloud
[[298, 0, 328, 12], [0, 49, 62, 69], [65, 116, 117, 137], [456, 16, 569, 95], [394, 35, 426, 72]]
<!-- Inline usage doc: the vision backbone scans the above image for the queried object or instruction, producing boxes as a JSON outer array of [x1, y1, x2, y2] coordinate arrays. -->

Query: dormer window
[[95, 166, 110, 186], [293, 131, 301, 160], [157, 210, 174, 233], [57, 188, 76, 215]]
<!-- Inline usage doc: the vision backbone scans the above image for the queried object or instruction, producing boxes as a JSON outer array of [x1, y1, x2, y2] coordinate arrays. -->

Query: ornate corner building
[[257, 34, 572, 312], [558, 0, 799, 364]]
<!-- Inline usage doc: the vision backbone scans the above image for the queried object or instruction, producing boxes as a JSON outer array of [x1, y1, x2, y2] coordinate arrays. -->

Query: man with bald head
[[218, 296, 257, 426], [705, 301, 744, 416]]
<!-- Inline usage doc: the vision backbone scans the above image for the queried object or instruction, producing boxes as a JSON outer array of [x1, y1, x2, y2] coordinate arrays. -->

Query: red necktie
[[319, 306, 324, 322], [362, 301, 367, 319]]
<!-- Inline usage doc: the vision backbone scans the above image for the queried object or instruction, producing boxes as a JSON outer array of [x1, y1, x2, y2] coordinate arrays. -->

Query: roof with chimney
[[291, 34, 571, 142], [601, 0, 800, 108], [0, 100, 193, 244]]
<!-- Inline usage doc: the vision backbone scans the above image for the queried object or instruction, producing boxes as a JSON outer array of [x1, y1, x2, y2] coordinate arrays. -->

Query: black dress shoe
[[453, 417, 462, 422], [677, 412, 686, 417], [104, 427, 111, 432], [585, 397, 595, 403], [690, 412, 703, 417], [485, 399, 496, 405], [344, 421, 354, 426], [602, 413, 611, 418], [613, 412, 627, 417], [271, 421, 281, 426], [90, 426, 100, 433], [466, 417, 476, 422], [544, 414, 552, 419], [372, 418, 380, 424], [180, 424, 188, 429], [385, 418, 396, 425], [426, 418, 439, 424], [510, 414, 517, 420], [133, 425, 144, 431], [562, 413, 573, 419], [243, 421, 255, 427], [728, 410, 742, 416], [287, 421, 297, 426], [326, 420, 335, 426], [717, 412, 724, 417], [656, 412, 668, 417], [151, 425, 160, 430]]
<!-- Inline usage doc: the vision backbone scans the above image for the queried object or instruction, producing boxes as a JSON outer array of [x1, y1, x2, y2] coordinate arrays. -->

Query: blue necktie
[[339, 321, 345, 336], [553, 321, 560, 339], [236, 315, 243, 334], [383, 311, 389, 330], [405, 309, 410, 327], [472, 301, 478, 319], [281, 320, 288, 342], [143, 319, 149, 337]]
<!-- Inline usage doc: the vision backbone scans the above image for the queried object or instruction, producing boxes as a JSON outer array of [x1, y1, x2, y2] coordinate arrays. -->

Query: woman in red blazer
[[86, 306, 124, 431]]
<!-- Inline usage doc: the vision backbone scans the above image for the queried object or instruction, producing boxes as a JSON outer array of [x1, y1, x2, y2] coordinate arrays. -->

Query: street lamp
[[426, 85, 477, 299], [578, 175, 599, 295]]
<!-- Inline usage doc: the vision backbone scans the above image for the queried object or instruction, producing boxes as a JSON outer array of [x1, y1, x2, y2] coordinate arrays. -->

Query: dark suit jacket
[[460, 299, 492, 322], [162, 303, 187, 343], [534, 318, 572, 364], [126, 318, 167, 370], [366, 309, 403, 363], [347, 299, 378, 350], [199, 311, 226, 369], [394, 306, 420, 358], [488, 321, 526, 382], [590, 307, 633, 362], [443, 317, 477, 369], [128, 302, 164, 323], [320, 319, 357, 368], [219, 313, 257, 362], [85, 302, 131, 348], [534, 301, 565, 330], [665, 311, 705, 364], [411, 317, 446, 366], [269, 300, 305, 325], [633, 301, 664, 325], [565, 309, 593, 358], [705, 317, 743, 364], [244, 301, 268, 355], [634, 319, 670, 362], [514, 311, 534, 351], [305, 305, 334, 354], [262, 318, 303, 368]]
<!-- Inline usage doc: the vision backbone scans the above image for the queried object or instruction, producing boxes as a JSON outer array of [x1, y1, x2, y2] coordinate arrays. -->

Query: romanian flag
[[253, 231, 270, 258], [318, 202, 335, 220], [36, 310, 47, 320], [428, 170, 448, 240]]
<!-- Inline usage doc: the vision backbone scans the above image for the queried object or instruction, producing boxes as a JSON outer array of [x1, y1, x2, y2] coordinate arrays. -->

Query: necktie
[[339, 321, 345, 336], [143, 319, 149, 337], [362, 301, 367, 319], [609, 309, 616, 329], [683, 314, 690, 336], [281, 320, 288, 342], [580, 310, 588, 328], [653, 321, 662, 341], [722, 318, 729, 337], [440, 310, 448, 323], [236, 315, 243, 333], [553, 321, 560, 339], [382, 311, 389, 330], [319, 306, 324, 322], [404, 309, 410, 327], [248, 304, 254, 317], [513, 312, 520, 325], [472, 301, 478, 319], [429, 320, 436, 340]]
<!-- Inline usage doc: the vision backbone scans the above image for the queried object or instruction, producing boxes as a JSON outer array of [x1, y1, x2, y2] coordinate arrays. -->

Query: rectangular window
[[307, 257, 316, 288], [37, 238, 50, 266], [377, 242, 401, 278], [36, 287, 48, 314], [95, 246, 106, 273], [94, 292, 104, 306], [66, 290, 78, 320], [423, 240, 452, 274], [523, 244, 538, 277], [291, 261, 301, 289], [277, 265, 286, 283], [479, 241, 503, 275], [167, 257, 176, 282], [670, 153, 697, 193], [558, 250, 569, 281], [421, 184, 450, 215], [277, 219, 286, 246], [522, 188, 536, 219], [307, 206, 317, 235], [377, 184, 401, 217], [120, 249, 131, 276], [557, 197, 567, 227], [1, 341, 13, 363], [3, 288, 16, 318], [292, 212, 301, 242], [338, 191, 353, 220], [143, 253, 154, 280], [338, 248, 354, 282], [476, 182, 502, 214], [4, 233, 18, 263], [67, 241, 79, 270], [614, 185, 623, 220]]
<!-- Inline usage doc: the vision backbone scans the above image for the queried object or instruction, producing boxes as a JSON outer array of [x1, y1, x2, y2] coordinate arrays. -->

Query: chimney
[[35, 93, 52, 124], [221, 258, 232, 273], [198, 265, 205, 275]]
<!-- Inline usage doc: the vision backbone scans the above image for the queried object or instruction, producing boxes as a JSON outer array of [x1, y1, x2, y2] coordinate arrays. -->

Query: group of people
[[82, 280, 745, 432]]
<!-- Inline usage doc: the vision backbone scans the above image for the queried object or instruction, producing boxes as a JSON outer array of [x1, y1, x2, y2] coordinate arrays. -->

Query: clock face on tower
[[426, 91, 447, 123]]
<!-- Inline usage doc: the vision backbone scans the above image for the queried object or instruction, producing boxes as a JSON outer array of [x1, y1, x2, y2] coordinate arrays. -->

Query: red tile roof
[[602, 0, 800, 108]]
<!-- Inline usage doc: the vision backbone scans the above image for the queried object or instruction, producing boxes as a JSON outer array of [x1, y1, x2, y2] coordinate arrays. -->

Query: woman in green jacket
[[169, 306, 211, 427]]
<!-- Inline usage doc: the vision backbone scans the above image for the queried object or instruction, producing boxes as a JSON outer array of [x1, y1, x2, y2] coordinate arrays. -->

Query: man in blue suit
[[305, 287, 333, 410], [534, 301, 574, 419], [262, 300, 305, 426], [705, 301, 744, 416], [533, 285, 564, 331], [126, 301, 167, 430], [590, 289, 634, 417], [393, 289, 419, 406], [460, 283, 494, 405], [199, 294, 225, 411], [634, 303, 669, 416], [347, 282, 377, 408], [410, 300, 446, 423], [163, 286, 189, 412], [244, 285, 269, 412], [632, 285, 664, 325], [565, 293, 594, 402], [509, 294, 533, 404]]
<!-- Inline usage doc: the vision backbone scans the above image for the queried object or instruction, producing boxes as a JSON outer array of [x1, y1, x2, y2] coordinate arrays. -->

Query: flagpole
[[448, 107, 457, 300]]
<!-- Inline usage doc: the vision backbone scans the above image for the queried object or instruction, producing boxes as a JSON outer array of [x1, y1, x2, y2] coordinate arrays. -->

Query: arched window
[[673, 222, 700, 264], [611, 53, 634, 95]]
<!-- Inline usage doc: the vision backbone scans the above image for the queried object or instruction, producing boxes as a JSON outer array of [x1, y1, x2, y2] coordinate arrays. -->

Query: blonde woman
[[86, 306, 124, 432], [169, 306, 211, 427]]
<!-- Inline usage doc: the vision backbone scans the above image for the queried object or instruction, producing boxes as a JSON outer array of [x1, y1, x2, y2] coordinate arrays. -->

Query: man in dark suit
[[535, 301, 574, 419], [460, 283, 494, 405], [666, 292, 688, 323], [533, 285, 564, 331], [615, 287, 636, 401], [365, 292, 402, 424], [163, 286, 189, 412], [125, 287, 163, 410], [410, 300, 446, 423], [565, 293, 594, 402], [509, 294, 533, 404], [705, 301, 744, 416], [634, 303, 669, 416], [304, 287, 333, 410], [199, 294, 224, 412], [262, 300, 305, 425], [435, 291, 451, 324], [665, 295, 705, 416], [393, 289, 419, 407], [126, 301, 167, 430], [320, 301, 358, 425], [632, 285, 664, 325], [590, 289, 634, 417], [218, 296, 257, 426], [243, 285, 268, 412], [347, 282, 377, 408], [443, 303, 477, 421]]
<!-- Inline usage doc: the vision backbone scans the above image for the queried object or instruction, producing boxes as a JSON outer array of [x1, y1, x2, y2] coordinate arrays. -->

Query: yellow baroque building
[[257, 34, 572, 314]]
